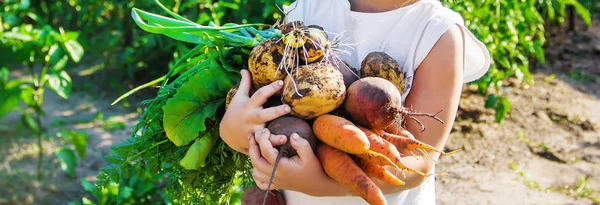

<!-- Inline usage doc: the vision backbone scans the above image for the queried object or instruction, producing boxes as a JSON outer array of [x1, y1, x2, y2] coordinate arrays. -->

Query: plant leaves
[[495, 96, 511, 123], [564, 0, 592, 27], [0, 69, 21, 119], [46, 70, 72, 100], [63, 39, 84, 63], [162, 63, 233, 146], [80, 179, 98, 194], [485, 94, 498, 108], [60, 130, 88, 159], [21, 112, 41, 133], [56, 147, 77, 177], [48, 45, 69, 71]]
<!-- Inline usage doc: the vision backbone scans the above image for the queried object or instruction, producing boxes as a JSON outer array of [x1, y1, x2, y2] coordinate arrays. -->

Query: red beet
[[343, 77, 443, 131], [241, 185, 286, 205]]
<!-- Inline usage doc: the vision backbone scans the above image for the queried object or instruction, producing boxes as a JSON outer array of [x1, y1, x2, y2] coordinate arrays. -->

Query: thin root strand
[[404, 109, 445, 132]]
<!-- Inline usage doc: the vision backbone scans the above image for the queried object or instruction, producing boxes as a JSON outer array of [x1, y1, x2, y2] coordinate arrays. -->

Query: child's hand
[[249, 128, 336, 196], [219, 69, 291, 154]]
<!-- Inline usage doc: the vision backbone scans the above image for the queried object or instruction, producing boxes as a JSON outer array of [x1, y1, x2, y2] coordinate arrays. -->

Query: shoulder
[[411, 1, 491, 83], [418, 24, 464, 76]]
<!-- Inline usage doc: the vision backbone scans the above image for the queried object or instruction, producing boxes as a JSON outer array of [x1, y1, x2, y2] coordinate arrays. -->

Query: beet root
[[241, 185, 286, 205], [344, 77, 401, 130], [343, 77, 444, 131], [267, 116, 316, 156], [260, 116, 316, 204]]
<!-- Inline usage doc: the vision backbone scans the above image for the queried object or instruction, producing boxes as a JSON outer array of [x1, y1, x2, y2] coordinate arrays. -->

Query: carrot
[[383, 121, 414, 140], [358, 127, 427, 177], [355, 157, 405, 186], [355, 151, 397, 169], [316, 144, 387, 205], [312, 114, 370, 155], [378, 130, 454, 162]]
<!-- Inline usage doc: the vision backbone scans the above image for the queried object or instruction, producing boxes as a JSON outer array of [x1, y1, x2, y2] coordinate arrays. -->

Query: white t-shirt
[[281, 0, 491, 204]]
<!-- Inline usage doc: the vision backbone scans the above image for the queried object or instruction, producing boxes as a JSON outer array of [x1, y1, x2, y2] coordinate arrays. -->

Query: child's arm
[[250, 25, 466, 196], [373, 24, 466, 194]]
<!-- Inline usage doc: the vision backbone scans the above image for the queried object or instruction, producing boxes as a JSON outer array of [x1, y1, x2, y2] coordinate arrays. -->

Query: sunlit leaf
[[48, 45, 69, 71], [63, 39, 84, 63], [564, 0, 592, 26], [46, 70, 72, 100], [2, 31, 32, 41]]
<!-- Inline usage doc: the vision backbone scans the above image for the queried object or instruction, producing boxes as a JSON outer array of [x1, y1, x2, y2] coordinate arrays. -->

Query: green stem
[[38, 64, 48, 88], [36, 113, 43, 181], [28, 63, 37, 87], [161, 44, 206, 87], [123, 139, 169, 164], [110, 76, 165, 106]]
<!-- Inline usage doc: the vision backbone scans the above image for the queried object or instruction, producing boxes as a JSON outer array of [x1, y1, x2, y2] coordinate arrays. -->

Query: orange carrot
[[355, 157, 405, 186], [316, 144, 387, 205], [383, 121, 414, 140], [355, 151, 397, 169], [358, 127, 427, 177], [312, 114, 371, 155], [379, 130, 450, 161]]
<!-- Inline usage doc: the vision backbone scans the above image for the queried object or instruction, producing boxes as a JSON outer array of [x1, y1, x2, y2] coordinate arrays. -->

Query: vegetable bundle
[[101, 1, 457, 204]]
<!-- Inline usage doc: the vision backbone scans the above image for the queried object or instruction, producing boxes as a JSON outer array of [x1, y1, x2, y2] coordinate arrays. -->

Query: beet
[[258, 116, 315, 204], [268, 116, 316, 156], [343, 77, 443, 131], [241, 185, 286, 205], [344, 77, 401, 130]]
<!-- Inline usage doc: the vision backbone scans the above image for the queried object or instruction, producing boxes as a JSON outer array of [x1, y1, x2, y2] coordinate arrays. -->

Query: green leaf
[[81, 179, 98, 194], [0, 88, 21, 119], [162, 64, 232, 146], [495, 96, 511, 123], [20, 86, 37, 108], [104, 154, 126, 164], [21, 112, 41, 133], [0, 68, 21, 119], [59, 130, 88, 159], [56, 147, 77, 177], [48, 45, 69, 71], [119, 186, 133, 200], [46, 70, 72, 100], [63, 39, 84, 63], [2, 31, 32, 41], [485, 94, 498, 108], [564, 0, 592, 27]]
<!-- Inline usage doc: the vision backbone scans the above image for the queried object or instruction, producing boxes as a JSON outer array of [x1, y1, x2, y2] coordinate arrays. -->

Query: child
[[219, 0, 491, 204]]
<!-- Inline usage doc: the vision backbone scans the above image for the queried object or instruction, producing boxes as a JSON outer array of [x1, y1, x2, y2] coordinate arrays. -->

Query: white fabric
[[280, 0, 491, 204]]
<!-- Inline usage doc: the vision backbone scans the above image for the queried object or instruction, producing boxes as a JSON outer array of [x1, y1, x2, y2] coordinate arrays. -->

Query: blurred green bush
[[1, 0, 596, 204], [19, 0, 292, 80]]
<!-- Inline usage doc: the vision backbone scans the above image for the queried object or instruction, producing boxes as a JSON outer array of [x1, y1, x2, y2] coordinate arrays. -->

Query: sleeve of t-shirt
[[413, 9, 492, 83]]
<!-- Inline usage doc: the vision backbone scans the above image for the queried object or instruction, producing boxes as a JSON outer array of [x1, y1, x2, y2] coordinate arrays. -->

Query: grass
[[517, 130, 552, 152], [509, 161, 600, 204], [93, 112, 126, 131], [569, 70, 598, 83]]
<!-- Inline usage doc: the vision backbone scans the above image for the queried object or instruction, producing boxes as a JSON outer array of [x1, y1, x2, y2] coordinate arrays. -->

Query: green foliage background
[[1, 0, 596, 204]]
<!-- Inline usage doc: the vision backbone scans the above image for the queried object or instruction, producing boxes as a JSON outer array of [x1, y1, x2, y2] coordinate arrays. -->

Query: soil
[[1, 10, 599, 205]]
